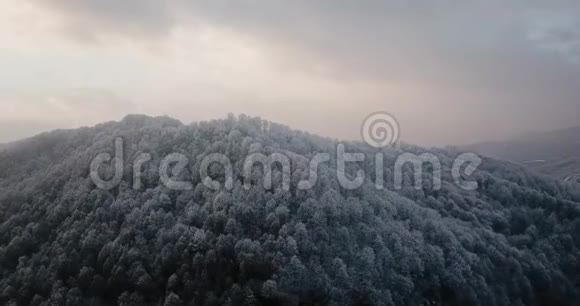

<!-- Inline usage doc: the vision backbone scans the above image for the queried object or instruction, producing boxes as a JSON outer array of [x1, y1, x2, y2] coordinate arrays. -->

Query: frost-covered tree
[[0, 114, 579, 305]]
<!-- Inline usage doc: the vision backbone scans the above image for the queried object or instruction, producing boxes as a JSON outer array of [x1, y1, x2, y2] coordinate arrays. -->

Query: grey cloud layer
[[35, 0, 580, 86], [27, 0, 580, 143]]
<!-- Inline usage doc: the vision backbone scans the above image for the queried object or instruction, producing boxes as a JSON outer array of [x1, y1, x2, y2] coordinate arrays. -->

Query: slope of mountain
[[1, 115, 579, 306], [463, 126, 580, 181], [0, 140, 21, 153]]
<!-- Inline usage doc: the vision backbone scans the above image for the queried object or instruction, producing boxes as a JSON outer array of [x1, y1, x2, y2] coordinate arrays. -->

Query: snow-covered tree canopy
[[0, 115, 579, 305]]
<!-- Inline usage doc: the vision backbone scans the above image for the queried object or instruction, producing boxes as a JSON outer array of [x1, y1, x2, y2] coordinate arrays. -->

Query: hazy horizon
[[1, 1, 579, 146], [1, 112, 580, 149]]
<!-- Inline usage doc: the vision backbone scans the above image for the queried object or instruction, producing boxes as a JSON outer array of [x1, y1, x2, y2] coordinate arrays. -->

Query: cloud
[[0, 88, 135, 141], [29, 0, 175, 42], [7, 0, 580, 145], [27, 1, 580, 81], [526, 10, 580, 64]]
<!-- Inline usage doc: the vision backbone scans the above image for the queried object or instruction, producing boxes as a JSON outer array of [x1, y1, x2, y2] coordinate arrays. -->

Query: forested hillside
[[1, 115, 579, 306]]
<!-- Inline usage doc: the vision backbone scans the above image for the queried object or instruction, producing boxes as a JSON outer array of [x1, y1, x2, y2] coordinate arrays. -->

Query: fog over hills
[[0, 115, 580, 306], [2, 1, 580, 305], [463, 126, 580, 182]]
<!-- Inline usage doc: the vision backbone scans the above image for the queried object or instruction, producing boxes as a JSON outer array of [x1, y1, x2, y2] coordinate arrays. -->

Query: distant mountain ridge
[[463, 126, 580, 181]]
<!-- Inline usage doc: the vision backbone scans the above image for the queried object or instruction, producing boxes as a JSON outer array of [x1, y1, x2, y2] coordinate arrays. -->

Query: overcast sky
[[1, 1, 579, 145]]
